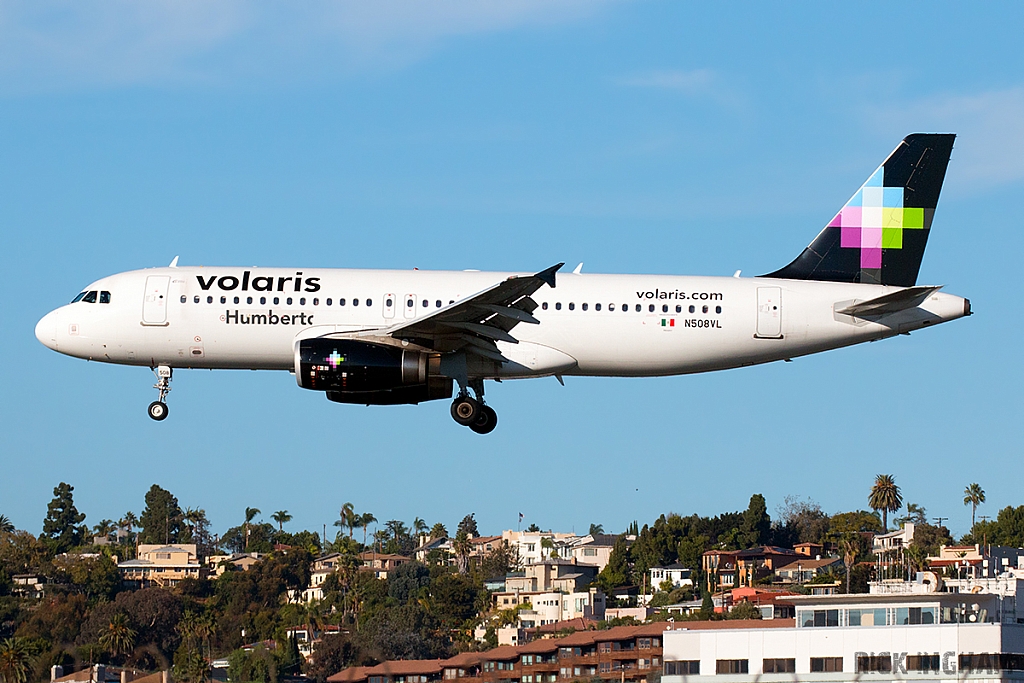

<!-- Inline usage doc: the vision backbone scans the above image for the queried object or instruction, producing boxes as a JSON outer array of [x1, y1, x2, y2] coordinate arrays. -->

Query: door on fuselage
[[142, 275, 170, 326], [756, 287, 782, 338]]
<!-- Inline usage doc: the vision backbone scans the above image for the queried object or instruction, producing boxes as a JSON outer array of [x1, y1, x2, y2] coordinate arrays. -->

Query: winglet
[[535, 263, 564, 289], [169, 256, 179, 268]]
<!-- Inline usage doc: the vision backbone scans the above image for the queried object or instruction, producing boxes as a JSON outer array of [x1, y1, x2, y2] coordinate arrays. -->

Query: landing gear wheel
[[469, 405, 498, 434], [451, 396, 481, 426], [148, 401, 169, 421]]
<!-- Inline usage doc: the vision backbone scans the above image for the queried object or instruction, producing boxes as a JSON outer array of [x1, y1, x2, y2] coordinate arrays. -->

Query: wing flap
[[835, 285, 942, 317]]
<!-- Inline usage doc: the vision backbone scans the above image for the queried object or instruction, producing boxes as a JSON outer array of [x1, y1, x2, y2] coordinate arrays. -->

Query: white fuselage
[[34, 266, 970, 381]]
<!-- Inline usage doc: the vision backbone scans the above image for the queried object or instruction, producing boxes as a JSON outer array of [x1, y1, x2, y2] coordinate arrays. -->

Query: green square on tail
[[903, 207, 925, 228], [882, 227, 903, 249]]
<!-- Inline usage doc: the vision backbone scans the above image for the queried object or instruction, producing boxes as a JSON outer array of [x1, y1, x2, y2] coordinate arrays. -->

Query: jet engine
[[295, 338, 452, 405]]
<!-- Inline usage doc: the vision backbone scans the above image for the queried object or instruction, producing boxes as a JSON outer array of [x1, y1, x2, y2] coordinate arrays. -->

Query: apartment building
[[328, 622, 670, 683]]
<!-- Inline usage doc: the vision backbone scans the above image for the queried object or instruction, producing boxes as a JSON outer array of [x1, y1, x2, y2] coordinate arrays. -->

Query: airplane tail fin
[[764, 133, 956, 287]]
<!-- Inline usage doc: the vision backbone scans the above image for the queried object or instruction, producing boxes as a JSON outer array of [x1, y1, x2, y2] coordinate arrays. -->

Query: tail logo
[[829, 166, 927, 270]]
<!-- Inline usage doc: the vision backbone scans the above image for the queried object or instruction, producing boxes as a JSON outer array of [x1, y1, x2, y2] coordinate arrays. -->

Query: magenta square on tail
[[861, 248, 882, 269], [827, 213, 843, 228], [841, 227, 861, 248]]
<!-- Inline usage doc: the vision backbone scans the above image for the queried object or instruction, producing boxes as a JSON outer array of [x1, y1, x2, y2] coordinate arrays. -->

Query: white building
[[494, 587, 606, 625], [650, 563, 695, 590], [663, 571, 1024, 682]]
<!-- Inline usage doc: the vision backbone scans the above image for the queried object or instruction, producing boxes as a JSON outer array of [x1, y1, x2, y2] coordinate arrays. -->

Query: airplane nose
[[35, 310, 58, 350]]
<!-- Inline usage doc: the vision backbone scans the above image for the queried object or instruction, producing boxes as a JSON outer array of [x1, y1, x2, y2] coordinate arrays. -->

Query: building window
[[800, 608, 839, 627], [763, 659, 795, 673], [638, 638, 651, 649], [716, 660, 748, 674], [896, 606, 936, 624], [907, 655, 941, 672], [664, 661, 699, 675], [960, 654, 1024, 672], [846, 608, 886, 626], [811, 657, 843, 673], [856, 655, 892, 673]]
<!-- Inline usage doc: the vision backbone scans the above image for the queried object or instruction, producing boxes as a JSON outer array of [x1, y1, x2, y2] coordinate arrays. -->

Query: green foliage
[[727, 601, 762, 620], [828, 510, 883, 534], [772, 496, 830, 546], [595, 536, 630, 593], [223, 523, 276, 554], [699, 591, 714, 620], [388, 561, 430, 604], [228, 646, 277, 683], [964, 505, 1024, 547], [868, 474, 903, 531], [41, 484, 87, 553], [138, 485, 184, 545], [307, 634, 358, 683], [0, 637, 34, 683], [739, 494, 771, 548], [16, 593, 88, 645], [910, 523, 952, 556], [457, 515, 479, 538], [50, 554, 121, 602]]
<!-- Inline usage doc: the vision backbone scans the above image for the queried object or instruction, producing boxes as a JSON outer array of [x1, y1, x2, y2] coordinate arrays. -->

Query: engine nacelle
[[296, 338, 452, 405]]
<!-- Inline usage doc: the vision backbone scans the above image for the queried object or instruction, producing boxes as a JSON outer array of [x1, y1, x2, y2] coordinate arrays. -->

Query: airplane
[[35, 134, 970, 434]]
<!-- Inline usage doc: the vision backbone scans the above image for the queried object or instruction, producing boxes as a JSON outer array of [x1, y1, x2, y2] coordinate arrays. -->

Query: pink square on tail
[[827, 213, 843, 228], [861, 248, 882, 269], [841, 227, 860, 248], [841, 205, 862, 227], [860, 227, 882, 249]]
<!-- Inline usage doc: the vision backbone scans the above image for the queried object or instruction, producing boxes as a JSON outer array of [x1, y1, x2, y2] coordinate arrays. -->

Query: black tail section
[[764, 133, 955, 287]]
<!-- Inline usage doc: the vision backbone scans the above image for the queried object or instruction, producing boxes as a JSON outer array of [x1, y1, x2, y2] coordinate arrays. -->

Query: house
[[11, 574, 45, 598], [926, 544, 1024, 579], [568, 534, 632, 572], [793, 542, 824, 557], [492, 587, 606, 627], [501, 530, 581, 566], [118, 544, 201, 587], [701, 550, 739, 593], [504, 560, 598, 594], [735, 546, 800, 586], [358, 551, 409, 579], [284, 624, 344, 661], [774, 556, 843, 584], [206, 552, 265, 578], [649, 564, 694, 591]]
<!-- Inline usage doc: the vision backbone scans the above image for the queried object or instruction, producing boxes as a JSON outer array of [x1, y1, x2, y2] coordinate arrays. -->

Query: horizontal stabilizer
[[836, 285, 942, 317]]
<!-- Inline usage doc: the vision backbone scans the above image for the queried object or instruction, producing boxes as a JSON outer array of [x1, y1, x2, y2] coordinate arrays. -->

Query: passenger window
[[353, 298, 359, 306], [339, 298, 346, 306], [689, 305, 695, 313], [449, 300, 454, 305], [285, 297, 292, 305], [568, 303, 575, 311], [313, 298, 319, 305], [207, 296, 213, 304], [436, 300, 442, 308], [386, 298, 393, 307], [609, 303, 615, 311], [326, 298, 332, 306], [542, 302, 548, 310], [555, 303, 562, 310], [675, 305, 681, 313], [366, 299, 372, 306], [179, 295, 186, 304], [300, 298, 306, 305], [648, 304, 655, 312], [246, 296, 253, 304], [260, 297, 266, 305], [716, 305, 722, 313], [635, 304, 641, 312], [662, 305, 668, 313], [100, 291, 112, 304], [422, 299, 428, 308], [274, 297, 280, 305], [406, 299, 413, 308], [702, 305, 709, 313], [582, 303, 588, 311], [234, 296, 240, 304], [72, 292, 87, 303], [194, 296, 200, 304], [220, 296, 226, 304], [595, 303, 601, 311], [623, 304, 628, 312]]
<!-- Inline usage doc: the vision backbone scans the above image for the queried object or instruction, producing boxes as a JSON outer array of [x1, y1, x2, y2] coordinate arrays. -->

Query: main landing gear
[[450, 379, 497, 434], [148, 365, 172, 421]]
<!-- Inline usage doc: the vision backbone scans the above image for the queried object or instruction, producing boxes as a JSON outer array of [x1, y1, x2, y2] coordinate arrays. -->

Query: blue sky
[[1, 2, 1022, 542]]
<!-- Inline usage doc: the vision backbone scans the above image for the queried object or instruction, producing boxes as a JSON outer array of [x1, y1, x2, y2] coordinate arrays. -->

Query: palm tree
[[413, 517, 428, 541], [837, 533, 863, 593], [868, 474, 903, 531], [340, 502, 356, 538], [964, 483, 986, 530], [359, 512, 376, 548], [98, 613, 136, 658], [452, 529, 472, 574], [0, 516, 14, 534], [272, 510, 293, 532], [589, 523, 604, 537], [92, 519, 116, 540], [0, 638, 33, 683], [244, 507, 261, 551], [429, 522, 447, 540]]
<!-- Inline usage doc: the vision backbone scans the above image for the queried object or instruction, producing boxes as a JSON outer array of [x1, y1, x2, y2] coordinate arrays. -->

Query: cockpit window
[[82, 291, 98, 303], [71, 292, 87, 303], [99, 291, 111, 304]]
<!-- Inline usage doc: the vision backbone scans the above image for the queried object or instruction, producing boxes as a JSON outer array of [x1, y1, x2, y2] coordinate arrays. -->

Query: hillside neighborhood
[[1, 476, 1021, 683]]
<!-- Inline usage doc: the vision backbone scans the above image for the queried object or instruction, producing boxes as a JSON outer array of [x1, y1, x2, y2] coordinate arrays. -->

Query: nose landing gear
[[450, 379, 497, 434], [148, 365, 172, 421]]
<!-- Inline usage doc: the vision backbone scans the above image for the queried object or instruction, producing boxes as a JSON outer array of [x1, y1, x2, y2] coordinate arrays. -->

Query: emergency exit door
[[756, 287, 782, 338], [142, 275, 170, 325]]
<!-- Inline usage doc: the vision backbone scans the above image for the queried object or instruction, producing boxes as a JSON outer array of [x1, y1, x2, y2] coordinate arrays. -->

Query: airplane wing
[[835, 285, 942, 317], [377, 263, 563, 360]]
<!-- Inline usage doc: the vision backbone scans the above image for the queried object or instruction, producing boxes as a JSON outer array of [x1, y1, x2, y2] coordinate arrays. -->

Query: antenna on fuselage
[[169, 256, 180, 268], [572, 263, 583, 274]]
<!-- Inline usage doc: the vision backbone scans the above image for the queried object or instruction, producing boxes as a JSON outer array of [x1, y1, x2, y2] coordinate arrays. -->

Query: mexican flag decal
[[661, 318, 675, 328]]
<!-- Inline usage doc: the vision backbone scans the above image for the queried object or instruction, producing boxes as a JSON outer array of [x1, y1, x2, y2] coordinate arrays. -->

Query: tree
[[0, 516, 14, 535], [182, 508, 213, 556], [339, 503, 356, 539], [457, 514, 478, 538], [244, 507, 261, 551], [412, 517, 428, 537], [868, 474, 903, 531], [452, 530, 471, 574], [525, 523, 540, 533], [271, 511, 292, 532], [307, 633, 358, 683], [896, 503, 927, 527], [589, 524, 604, 537], [359, 513, 377, 548], [964, 483, 986, 530], [41, 482, 87, 553], [0, 638, 33, 683], [964, 505, 1024, 547], [92, 520, 116, 541], [596, 536, 630, 593], [428, 522, 447, 540], [98, 613, 136, 658], [773, 496, 830, 545], [739, 494, 771, 548], [138, 485, 184, 545]]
